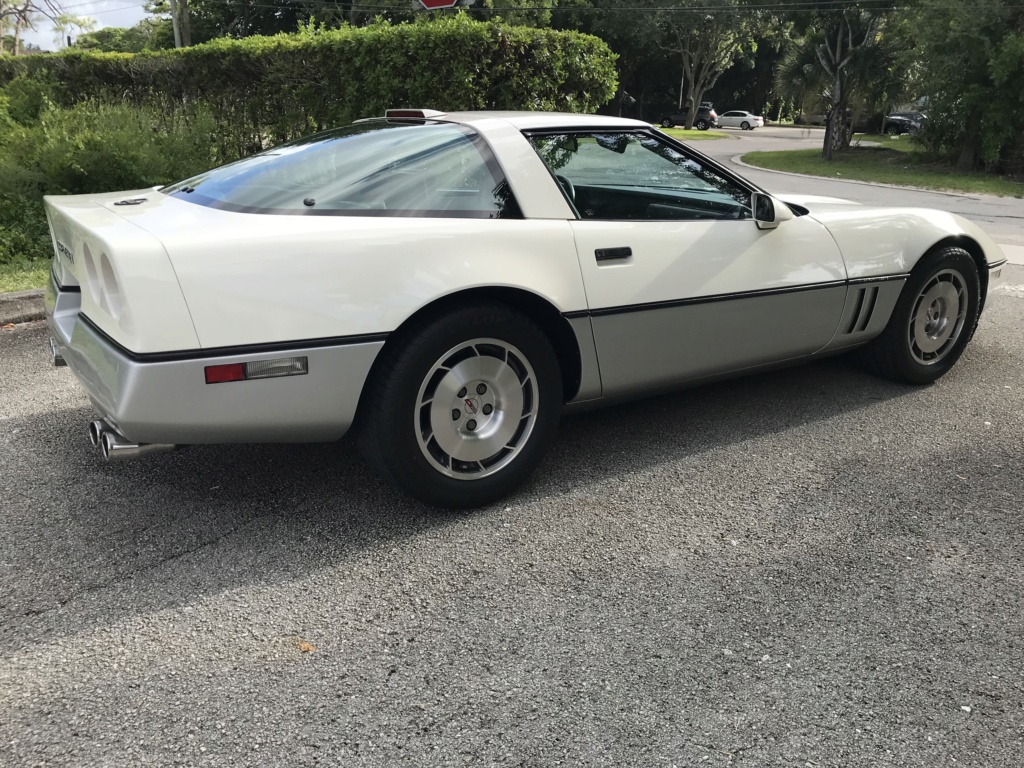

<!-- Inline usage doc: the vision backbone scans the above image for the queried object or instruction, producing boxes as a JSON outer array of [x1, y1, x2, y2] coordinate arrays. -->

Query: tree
[[75, 19, 169, 52], [1, 0, 59, 54], [898, 0, 1024, 174], [777, 4, 896, 159], [466, 0, 560, 28], [657, 0, 756, 129], [52, 12, 95, 48]]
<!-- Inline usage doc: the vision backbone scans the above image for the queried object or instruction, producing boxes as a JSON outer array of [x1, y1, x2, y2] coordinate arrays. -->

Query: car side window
[[528, 132, 751, 222]]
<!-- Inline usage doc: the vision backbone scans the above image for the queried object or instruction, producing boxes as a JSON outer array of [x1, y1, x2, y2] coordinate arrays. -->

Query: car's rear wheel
[[696, 119, 709, 131], [885, 124, 901, 135], [358, 304, 562, 508], [661, 118, 674, 128], [860, 247, 980, 384], [741, 121, 751, 130]]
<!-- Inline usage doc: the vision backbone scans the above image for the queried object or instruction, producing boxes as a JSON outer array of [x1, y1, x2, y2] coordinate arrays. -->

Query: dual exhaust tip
[[88, 419, 175, 462]]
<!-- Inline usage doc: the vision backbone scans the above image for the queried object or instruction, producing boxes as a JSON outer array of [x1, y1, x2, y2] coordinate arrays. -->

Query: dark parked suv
[[882, 111, 927, 135], [660, 104, 718, 130]]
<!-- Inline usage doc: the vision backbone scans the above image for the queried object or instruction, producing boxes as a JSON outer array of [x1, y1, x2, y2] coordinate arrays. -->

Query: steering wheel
[[554, 175, 575, 202]]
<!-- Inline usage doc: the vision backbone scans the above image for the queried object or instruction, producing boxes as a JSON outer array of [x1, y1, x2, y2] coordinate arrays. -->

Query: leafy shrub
[[0, 102, 221, 265], [0, 16, 618, 158], [1, 75, 57, 126]]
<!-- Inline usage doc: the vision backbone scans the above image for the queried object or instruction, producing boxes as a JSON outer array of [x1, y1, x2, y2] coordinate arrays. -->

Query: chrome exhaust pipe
[[100, 430, 176, 462], [88, 419, 112, 448]]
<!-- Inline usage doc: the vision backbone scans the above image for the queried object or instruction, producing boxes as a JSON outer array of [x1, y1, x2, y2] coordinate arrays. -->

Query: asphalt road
[[2, 259, 1023, 765], [684, 126, 1024, 249]]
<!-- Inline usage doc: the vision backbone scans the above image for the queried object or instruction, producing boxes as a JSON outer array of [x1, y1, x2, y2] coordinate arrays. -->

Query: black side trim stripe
[[988, 258, 1007, 269], [79, 314, 389, 364], [589, 280, 847, 318], [563, 274, 908, 321]]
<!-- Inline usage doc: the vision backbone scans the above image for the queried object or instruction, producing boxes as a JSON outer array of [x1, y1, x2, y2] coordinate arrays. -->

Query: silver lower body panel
[[47, 279, 382, 445]]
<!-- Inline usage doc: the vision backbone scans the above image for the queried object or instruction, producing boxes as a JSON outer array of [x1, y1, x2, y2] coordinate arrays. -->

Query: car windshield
[[161, 120, 521, 219]]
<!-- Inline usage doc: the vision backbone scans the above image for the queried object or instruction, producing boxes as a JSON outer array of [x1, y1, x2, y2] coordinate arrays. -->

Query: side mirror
[[752, 192, 793, 230]]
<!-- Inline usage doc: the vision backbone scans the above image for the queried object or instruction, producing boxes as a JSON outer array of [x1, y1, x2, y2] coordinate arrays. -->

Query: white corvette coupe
[[46, 110, 1006, 507]]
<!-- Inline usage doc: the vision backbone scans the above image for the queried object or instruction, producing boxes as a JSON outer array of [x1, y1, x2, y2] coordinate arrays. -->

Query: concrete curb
[[728, 154, 982, 199], [0, 288, 45, 325]]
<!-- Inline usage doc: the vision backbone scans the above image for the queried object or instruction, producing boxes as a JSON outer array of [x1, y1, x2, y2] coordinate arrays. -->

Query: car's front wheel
[[860, 246, 980, 384], [661, 118, 674, 128], [358, 304, 562, 508]]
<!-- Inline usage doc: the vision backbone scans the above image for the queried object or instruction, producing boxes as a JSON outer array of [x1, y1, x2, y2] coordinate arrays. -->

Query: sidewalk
[[0, 288, 44, 325], [1000, 244, 1024, 265]]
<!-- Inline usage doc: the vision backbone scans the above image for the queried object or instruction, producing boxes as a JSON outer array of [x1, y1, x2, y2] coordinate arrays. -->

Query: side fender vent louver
[[845, 285, 879, 335]]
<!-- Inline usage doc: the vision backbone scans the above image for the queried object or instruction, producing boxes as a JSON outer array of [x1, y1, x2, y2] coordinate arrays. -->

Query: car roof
[[387, 110, 651, 131]]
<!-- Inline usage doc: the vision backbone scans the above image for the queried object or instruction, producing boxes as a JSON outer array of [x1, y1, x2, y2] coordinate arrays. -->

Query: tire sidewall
[[884, 248, 981, 383], [364, 305, 562, 508]]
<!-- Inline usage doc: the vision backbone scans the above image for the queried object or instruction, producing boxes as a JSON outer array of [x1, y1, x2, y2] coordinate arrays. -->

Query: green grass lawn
[[743, 134, 1024, 197], [0, 261, 50, 294], [659, 127, 731, 141]]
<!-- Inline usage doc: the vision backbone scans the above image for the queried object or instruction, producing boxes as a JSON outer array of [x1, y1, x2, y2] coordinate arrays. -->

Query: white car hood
[[776, 193, 865, 212]]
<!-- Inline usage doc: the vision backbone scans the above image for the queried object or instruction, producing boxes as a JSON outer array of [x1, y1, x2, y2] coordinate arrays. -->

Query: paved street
[[685, 126, 1024, 250], [2, 140, 1023, 766]]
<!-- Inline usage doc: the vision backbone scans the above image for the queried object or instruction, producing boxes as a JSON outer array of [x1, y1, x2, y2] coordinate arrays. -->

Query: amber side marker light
[[205, 357, 308, 385]]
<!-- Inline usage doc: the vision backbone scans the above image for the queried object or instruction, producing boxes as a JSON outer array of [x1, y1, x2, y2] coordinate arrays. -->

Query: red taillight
[[204, 357, 308, 385], [205, 363, 245, 384]]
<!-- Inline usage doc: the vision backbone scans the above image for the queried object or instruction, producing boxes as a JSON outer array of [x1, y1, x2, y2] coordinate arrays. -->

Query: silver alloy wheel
[[415, 338, 538, 479], [908, 268, 968, 365]]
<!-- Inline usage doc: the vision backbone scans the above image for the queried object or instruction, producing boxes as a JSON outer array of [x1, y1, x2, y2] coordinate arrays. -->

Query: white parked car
[[717, 110, 765, 130], [45, 110, 1006, 507]]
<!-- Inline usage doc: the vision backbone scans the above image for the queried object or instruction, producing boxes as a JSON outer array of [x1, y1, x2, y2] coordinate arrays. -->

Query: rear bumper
[[47, 273, 383, 444]]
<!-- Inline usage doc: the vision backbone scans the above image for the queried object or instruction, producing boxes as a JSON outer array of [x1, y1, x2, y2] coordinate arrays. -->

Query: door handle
[[595, 247, 632, 262]]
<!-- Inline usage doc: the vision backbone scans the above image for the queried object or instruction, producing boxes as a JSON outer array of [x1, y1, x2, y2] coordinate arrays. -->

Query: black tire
[[357, 304, 562, 508], [661, 118, 674, 128], [860, 247, 980, 384], [696, 119, 709, 131], [741, 121, 751, 130], [885, 125, 901, 135]]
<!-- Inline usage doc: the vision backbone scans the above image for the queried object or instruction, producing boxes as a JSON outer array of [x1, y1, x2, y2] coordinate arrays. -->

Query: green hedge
[[0, 101, 220, 265], [0, 16, 618, 158]]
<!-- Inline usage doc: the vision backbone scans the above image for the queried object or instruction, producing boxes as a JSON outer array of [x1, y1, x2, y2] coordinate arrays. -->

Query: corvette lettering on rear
[[56, 240, 74, 264]]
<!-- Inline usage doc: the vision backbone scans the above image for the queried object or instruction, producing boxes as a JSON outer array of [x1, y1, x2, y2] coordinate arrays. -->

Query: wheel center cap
[[463, 397, 480, 415]]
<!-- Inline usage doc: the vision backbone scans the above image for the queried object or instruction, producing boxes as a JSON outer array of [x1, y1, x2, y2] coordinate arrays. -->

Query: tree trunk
[[179, 0, 191, 47], [956, 113, 983, 172], [822, 110, 836, 160]]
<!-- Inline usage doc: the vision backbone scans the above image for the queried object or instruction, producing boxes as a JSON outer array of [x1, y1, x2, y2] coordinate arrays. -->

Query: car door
[[527, 131, 849, 398], [719, 111, 741, 128]]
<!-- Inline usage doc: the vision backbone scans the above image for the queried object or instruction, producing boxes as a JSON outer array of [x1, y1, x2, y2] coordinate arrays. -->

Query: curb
[[0, 288, 45, 325], [728, 154, 987, 200]]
